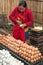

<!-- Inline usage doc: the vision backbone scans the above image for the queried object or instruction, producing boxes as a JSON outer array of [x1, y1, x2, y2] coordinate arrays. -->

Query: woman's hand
[[20, 24, 26, 29], [16, 18, 22, 25]]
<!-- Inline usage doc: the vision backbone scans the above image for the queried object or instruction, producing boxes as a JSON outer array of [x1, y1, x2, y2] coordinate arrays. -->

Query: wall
[[0, 0, 43, 25]]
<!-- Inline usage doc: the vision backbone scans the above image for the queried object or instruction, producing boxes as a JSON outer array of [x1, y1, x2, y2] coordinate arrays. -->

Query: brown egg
[[28, 54, 31, 58], [14, 43, 19, 46], [17, 40, 23, 44], [8, 45, 14, 51], [19, 50, 22, 53], [23, 48, 26, 51], [38, 53, 41, 56], [34, 55, 37, 59], [0, 36, 3, 40], [3, 37, 10, 44], [30, 46, 34, 50], [34, 51, 37, 54], [23, 43, 28, 48], [8, 43, 12, 46], [20, 47, 23, 51], [31, 59, 34, 63], [7, 36, 15, 42], [41, 56, 43, 58], [30, 56, 34, 59], [24, 52, 28, 56], [21, 50, 24, 54], [32, 47, 35, 52], [35, 48, 38, 51], [34, 58, 37, 62], [25, 57, 28, 60], [1, 40, 5, 45], [1, 39, 8, 46], [6, 35, 16, 42], [16, 47, 19, 51], [37, 50, 40, 54], [32, 52, 35, 55], [20, 53, 23, 57], [7, 34, 11, 36], [28, 58, 31, 61], [28, 50, 32, 54], [38, 57, 41, 59], [36, 58, 39, 61]]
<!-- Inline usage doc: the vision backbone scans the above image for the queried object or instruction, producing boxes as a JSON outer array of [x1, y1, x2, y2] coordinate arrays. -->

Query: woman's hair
[[19, 0, 27, 8]]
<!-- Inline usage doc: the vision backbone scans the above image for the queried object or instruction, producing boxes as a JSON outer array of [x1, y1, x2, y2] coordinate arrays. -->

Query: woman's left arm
[[23, 10, 34, 27]]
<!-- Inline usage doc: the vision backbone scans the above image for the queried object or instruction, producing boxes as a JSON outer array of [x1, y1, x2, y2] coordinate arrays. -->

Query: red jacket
[[9, 7, 34, 27], [9, 7, 34, 41]]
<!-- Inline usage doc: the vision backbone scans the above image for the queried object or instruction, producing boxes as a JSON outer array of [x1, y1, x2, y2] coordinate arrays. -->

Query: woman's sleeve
[[23, 10, 34, 27], [9, 7, 17, 24]]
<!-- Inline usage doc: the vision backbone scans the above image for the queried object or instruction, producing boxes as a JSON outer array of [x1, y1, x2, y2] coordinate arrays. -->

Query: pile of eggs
[[0, 34, 43, 63], [0, 49, 24, 65]]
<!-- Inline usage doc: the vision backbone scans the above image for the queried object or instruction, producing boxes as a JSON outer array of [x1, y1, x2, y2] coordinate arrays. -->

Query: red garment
[[9, 7, 34, 42]]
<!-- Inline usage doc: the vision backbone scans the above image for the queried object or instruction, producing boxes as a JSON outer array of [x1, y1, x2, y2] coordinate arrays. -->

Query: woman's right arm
[[9, 7, 17, 24]]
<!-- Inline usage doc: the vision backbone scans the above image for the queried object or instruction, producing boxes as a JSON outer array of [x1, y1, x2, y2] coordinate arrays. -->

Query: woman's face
[[18, 6, 25, 12]]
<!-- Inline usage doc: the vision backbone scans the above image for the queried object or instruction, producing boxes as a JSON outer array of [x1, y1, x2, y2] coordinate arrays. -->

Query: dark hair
[[19, 0, 27, 8]]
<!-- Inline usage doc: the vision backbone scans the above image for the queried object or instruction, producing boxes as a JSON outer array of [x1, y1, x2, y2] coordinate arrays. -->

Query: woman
[[9, 1, 34, 42]]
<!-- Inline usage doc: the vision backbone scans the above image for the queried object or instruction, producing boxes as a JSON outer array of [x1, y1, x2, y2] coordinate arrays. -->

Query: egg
[[33, 58, 36, 62], [15, 47, 19, 51], [41, 56, 43, 58], [0, 49, 24, 65], [30, 56, 34, 59], [28, 54, 31, 58], [38, 53, 41, 56], [34, 51, 37, 54], [35, 48, 38, 51], [1, 39, 7, 46], [29, 50, 32, 54], [28, 58, 31, 61], [31, 60, 34, 63]]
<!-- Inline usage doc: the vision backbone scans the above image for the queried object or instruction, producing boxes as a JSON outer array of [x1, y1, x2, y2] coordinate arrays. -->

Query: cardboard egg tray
[[30, 28, 43, 37], [29, 28, 43, 45]]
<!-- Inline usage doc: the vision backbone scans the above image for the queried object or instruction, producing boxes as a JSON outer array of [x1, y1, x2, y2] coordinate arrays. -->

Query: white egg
[[2, 62, 6, 65], [21, 63, 24, 65], [0, 63, 2, 65], [0, 49, 24, 65]]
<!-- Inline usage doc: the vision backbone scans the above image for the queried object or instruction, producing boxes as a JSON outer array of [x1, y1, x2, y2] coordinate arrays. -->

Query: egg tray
[[31, 28, 43, 33], [29, 33, 43, 38], [30, 39, 43, 46], [30, 30, 43, 37], [0, 43, 33, 65], [38, 43, 43, 55], [29, 35, 43, 42]]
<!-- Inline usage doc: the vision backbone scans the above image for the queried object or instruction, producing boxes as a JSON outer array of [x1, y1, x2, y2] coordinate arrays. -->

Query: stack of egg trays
[[38, 43, 43, 55], [30, 29, 43, 37], [29, 30, 43, 46], [0, 43, 33, 65]]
